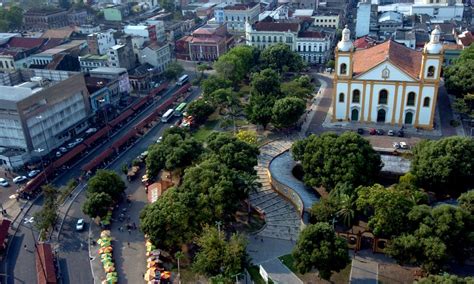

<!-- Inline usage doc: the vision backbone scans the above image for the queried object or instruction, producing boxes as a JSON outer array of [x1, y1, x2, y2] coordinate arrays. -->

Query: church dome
[[425, 25, 443, 54], [337, 25, 353, 52]]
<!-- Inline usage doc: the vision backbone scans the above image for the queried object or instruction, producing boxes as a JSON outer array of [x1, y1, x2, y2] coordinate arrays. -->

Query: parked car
[[85, 128, 97, 135], [56, 151, 62, 158], [13, 176, 27, 184], [398, 130, 404, 137], [376, 129, 385, 135], [28, 170, 40, 178], [400, 142, 408, 149], [369, 128, 377, 135], [0, 178, 9, 187], [76, 219, 85, 231], [75, 138, 84, 143], [392, 142, 400, 149], [67, 142, 77, 149], [357, 128, 364, 135], [388, 130, 395, 136], [60, 147, 68, 153]]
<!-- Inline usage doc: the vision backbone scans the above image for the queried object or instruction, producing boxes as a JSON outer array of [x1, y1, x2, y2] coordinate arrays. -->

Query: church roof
[[353, 40, 422, 79]]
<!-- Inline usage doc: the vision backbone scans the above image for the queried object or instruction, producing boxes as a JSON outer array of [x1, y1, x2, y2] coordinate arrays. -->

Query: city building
[[85, 67, 130, 112], [104, 5, 129, 22], [87, 29, 116, 55], [0, 69, 91, 168], [222, 2, 260, 34], [332, 26, 443, 129], [79, 54, 109, 72], [124, 25, 158, 43], [139, 42, 172, 73], [76, 25, 101, 35], [89, 67, 131, 95], [67, 9, 88, 26], [245, 17, 333, 64], [107, 35, 137, 70], [378, 11, 403, 33], [144, 19, 167, 43], [356, 2, 372, 38], [312, 12, 340, 29], [24, 7, 68, 30], [176, 23, 233, 61]]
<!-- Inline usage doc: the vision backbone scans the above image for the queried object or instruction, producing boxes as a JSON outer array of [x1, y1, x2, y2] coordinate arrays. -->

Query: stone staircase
[[250, 140, 302, 241]]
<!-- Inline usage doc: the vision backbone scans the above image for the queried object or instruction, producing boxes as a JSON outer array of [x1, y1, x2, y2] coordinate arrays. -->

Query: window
[[352, 90, 360, 103], [427, 66, 435, 78], [339, 93, 344, 102], [423, 97, 430, 107], [298, 45, 301, 52], [252, 36, 255, 42], [407, 92, 416, 106], [340, 63, 347, 75], [262, 36, 266, 42], [379, 90, 388, 105]]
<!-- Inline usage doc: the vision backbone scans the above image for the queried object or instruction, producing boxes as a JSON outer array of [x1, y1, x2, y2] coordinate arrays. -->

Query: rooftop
[[89, 67, 127, 75], [293, 9, 314, 17], [353, 40, 422, 79], [79, 54, 108, 60], [379, 11, 403, 23], [41, 27, 75, 39], [298, 31, 325, 38], [253, 18, 300, 32], [224, 2, 259, 10], [25, 7, 65, 15]]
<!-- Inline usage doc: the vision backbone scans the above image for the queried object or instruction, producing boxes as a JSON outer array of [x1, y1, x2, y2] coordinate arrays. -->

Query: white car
[[0, 178, 9, 187], [85, 128, 97, 134], [28, 170, 41, 178], [56, 151, 62, 158], [67, 142, 77, 149], [392, 142, 400, 149], [75, 138, 84, 143], [400, 142, 408, 149], [76, 219, 85, 231], [60, 147, 68, 153], [13, 176, 27, 184]]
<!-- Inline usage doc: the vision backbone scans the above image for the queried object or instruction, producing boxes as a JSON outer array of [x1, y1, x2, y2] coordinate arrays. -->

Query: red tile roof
[[6, 37, 46, 49], [254, 21, 299, 32], [298, 31, 325, 38], [353, 40, 422, 79], [353, 36, 377, 49], [458, 31, 474, 47], [224, 2, 259, 10]]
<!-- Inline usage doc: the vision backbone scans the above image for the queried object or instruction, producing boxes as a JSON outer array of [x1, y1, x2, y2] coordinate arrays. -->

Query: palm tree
[[337, 193, 356, 227]]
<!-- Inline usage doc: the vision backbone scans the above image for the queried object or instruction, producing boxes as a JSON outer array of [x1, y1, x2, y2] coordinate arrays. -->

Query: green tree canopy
[[250, 68, 281, 98], [292, 132, 382, 190], [444, 45, 474, 96], [292, 222, 350, 279], [205, 88, 235, 109], [260, 43, 304, 72], [417, 274, 474, 283], [271, 97, 306, 128], [201, 75, 232, 97], [87, 170, 126, 201], [281, 75, 314, 99], [146, 131, 203, 177], [82, 192, 113, 218], [458, 190, 474, 215], [235, 130, 258, 145], [34, 184, 59, 235], [213, 53, 246, 83], [193, 226, 247, 279], [0, 6, 23, 32], [411, 136, 474, 195], [163, 62, 184, 81], [245, 93, 275, 129], [186, 98, 214, 124]]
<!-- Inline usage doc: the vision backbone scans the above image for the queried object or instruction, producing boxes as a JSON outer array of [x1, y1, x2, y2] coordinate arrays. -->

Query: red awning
[[36, 243, 57, 284], [112, 129, 137, 151], [108, 109, 134, 127], [83, 126, 111, 147], [175, 83, 191, 96], [0, 219, 11, 249], [150, 82, 169, 97], [53, 144, 86, 168], [81, 148, 114, 172], [134, 112, 159, 131], [156, 96, 176, 114], [131, 97, 149, 111]]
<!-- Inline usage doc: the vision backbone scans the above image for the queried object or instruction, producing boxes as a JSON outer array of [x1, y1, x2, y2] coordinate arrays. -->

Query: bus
[[174, 102, 187, 117], [161, 108, 174, 123], [176, 74, 189, 86]]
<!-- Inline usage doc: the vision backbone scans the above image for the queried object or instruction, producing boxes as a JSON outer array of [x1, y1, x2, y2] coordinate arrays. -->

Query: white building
[[356, 2, 371, 37], [245, 19, 332, 64], [139, 43, 172, 73], [124, 24, 158, 42], [0, 55, 15, 71], [87, 29, 116, 55], [332, 26, 443, 129], [312, 13, 340, 29], [222, 2, 260, 34], [411, 3, 464, 21]]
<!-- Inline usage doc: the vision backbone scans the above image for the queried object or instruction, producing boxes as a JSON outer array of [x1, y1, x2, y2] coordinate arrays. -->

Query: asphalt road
[[4, 77, 195, 284]]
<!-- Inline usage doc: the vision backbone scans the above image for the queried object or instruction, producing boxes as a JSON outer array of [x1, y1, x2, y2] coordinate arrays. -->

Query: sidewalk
[[260, 258, 303, 284]]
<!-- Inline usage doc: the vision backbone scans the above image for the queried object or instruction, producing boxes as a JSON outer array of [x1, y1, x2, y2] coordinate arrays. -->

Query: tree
[[411, 136, 474, 195], [250, 68, 281, 98], [226, 45, 259, 75], [201, 75, 232, 97], [245, 93, 274, 129], [417, 274, 474, 283], [235, 130, 258, 145], [260, 43, 304, 72], [34, 184, 59, 238], [326, 60, 335, 69], [292, 132, 382, 190], [206, 88, 235, 110], [82, 192, 113, 218], [146, 132, 203, 177], [186, 98, 214, 124], [213, 53, 246, 83], [281, 75, 314, 99], [458, 190, 474, 215], [444, 45, 474, 96], [163, 62, 184, 81], [0, 6, 23, 32], [87, 170, 126, 201], [356, 184, 417, 237], [272, 97, 306, 128], [193, 226, 247, 279], [292, 223, 350, 279], [310, 196, 338, 224]]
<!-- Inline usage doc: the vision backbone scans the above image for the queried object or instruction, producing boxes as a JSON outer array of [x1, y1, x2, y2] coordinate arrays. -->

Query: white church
[[332, 26, 443, 129]]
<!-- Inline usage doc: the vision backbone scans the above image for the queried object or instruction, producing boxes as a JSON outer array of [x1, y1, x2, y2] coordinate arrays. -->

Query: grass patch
[[193, 119, 219, 142], [279, 254, 297, 273], [248, 266, 274, 284]]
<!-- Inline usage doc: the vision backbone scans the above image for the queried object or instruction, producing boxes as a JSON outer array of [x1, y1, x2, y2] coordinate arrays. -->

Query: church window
[[379, 90, 388, 105], [339, 93, 344, 102], [427, 66, 435, 78], [407, 92, 416, 106], [340, 63, 347, 75], [423, 97, 430, 107], [352, 90, 360, 103]]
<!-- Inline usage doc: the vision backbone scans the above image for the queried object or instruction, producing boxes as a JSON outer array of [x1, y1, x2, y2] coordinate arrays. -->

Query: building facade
[[313, 13, 340, 29], [332, 26, 443, 129], [108, 36, 136, 70], [67, 9, 88, 26], [139, 43, 172, 73], [223, 2, 260, 34], [79, 54, 109, 72], [124, 25, 158, 43], [24, 8, 68, 30], [87, 30, 116, 55]]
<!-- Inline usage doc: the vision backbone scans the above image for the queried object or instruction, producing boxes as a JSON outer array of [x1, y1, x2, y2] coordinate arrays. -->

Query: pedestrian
[[24, 244, 27, 251], [127, 242, 130, 247], [128, 229, 131, 235], [119, 226, 123, 232]]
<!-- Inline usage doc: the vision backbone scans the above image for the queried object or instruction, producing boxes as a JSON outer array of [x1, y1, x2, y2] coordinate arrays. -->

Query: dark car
[[357, 128, 364, 135], [369, 128, 376, 135], [398, 130, 404, 137], [376, 129, 385, 135]]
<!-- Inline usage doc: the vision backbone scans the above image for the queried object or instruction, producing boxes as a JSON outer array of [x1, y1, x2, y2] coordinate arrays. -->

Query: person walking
[[128, 228, 131, 235], [24, 244, 27, 251]]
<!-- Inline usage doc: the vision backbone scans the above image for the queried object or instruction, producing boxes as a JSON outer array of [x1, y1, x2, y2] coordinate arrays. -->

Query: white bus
[[161, 108, 175, 123], [176, 74, 189, 86]]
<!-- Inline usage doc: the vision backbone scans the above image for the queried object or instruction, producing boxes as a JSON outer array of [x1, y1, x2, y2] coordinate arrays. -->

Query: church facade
[[332, 26, 443, 129]]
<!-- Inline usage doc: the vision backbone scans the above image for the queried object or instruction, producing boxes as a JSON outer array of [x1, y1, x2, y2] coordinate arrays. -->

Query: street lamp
[[35, 116, 50, 163], [34, 148, 48, 183]]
